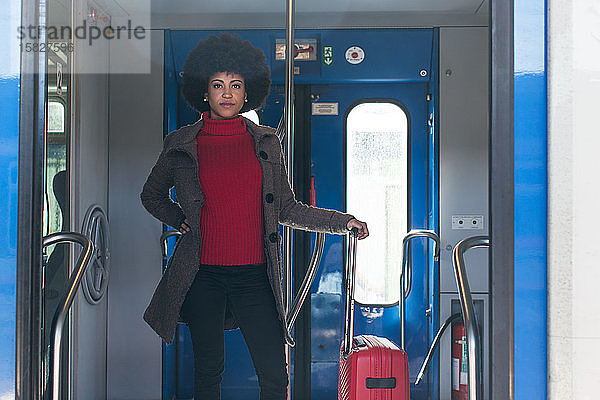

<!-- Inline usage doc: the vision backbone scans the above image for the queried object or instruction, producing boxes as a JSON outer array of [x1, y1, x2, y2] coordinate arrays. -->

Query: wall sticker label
[[312, 102, 339, 115], [345, 46, 364, 64]]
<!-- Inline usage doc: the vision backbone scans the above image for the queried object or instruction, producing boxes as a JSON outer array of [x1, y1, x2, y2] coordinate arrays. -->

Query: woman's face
[[205, 71, 247, 119]]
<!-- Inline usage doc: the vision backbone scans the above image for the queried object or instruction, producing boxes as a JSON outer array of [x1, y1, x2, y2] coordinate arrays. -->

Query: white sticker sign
[[345, 46, 365, 64], [312, 102, 339, 115]]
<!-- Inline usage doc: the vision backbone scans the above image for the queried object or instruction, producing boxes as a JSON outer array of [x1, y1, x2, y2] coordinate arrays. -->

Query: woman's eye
[[212, 83, 222, 89], [232, 83, 241, 89]]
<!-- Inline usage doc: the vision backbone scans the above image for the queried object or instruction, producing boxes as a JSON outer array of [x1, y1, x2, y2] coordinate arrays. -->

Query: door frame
[[15, 2, 516, 400], [17, 0, 46, 398], [489, 1, 514, 399]]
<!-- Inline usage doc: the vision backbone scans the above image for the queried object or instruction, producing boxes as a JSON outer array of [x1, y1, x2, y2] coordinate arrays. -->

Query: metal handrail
[[415, 312, 462, 385], [283, 3, 296, 398], [452, 235, 489, 400], [160, 230, 182, 260], [44, 232, 94, 400], [400, 230, 440, 348], [342, 228, 359, 357], [285, 232, 326, 346]]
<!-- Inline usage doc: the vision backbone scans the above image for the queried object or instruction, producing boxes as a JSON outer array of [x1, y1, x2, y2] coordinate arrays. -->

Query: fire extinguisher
[[451, 322, 468, 400], [415, 313, 481, 399]]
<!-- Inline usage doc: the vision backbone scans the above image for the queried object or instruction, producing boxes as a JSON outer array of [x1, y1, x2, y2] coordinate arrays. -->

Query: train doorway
[[165, 29, 437, 399], [12, 1, 519, 399]]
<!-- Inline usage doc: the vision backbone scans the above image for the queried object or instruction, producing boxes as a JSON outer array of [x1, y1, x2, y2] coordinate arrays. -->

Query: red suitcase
[[338, 229, 410, 400]]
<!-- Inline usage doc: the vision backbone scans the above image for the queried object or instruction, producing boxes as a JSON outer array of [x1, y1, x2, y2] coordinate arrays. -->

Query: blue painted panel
[[169, 29, 433, 85], [514, 0, 547, 398], [310, 82, 430, 400], [311, 362, 339, 400], [0, 2, 20, 396]]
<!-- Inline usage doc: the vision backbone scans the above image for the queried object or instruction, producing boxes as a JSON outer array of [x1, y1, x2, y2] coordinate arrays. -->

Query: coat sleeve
[[277, 143, 355, 234], [140, 141, 186, 229]]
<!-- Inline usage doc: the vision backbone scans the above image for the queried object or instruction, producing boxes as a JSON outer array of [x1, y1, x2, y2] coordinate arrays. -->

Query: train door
[[307, 83, 432, 399], [165, 28, 436, 400]]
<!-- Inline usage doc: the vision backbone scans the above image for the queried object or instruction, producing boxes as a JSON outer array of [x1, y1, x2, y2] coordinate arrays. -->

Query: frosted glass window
[[346, 102, 408, 305]]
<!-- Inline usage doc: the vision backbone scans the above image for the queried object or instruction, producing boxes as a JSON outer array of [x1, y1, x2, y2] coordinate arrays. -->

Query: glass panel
[[42, 1, 72, 395], [346, 102, 408, 305], [47, 101, 65, 133], [242, 110, 260, 125]]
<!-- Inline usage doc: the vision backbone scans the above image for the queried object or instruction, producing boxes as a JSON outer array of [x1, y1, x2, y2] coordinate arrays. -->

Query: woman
[[140, 33, 369, 400]]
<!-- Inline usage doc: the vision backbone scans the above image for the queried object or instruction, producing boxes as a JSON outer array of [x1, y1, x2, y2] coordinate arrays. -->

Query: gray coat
[[140, 116, 355, 345]]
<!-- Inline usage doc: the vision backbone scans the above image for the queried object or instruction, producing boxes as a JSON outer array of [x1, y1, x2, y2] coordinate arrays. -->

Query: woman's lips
[[220, 102, 235, 108]]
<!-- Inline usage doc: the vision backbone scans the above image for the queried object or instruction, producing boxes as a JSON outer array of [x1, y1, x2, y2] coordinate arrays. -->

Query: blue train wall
[[0, 1, 20, 397], [164, 28, 437, 400], [514, 0, 548, 398]]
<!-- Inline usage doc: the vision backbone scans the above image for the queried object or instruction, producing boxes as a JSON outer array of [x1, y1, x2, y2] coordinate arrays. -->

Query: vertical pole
[[283, 0, 295, 398]]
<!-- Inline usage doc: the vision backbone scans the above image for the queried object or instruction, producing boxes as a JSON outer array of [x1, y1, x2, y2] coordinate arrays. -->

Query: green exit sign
[[323, 46, 333, 66]]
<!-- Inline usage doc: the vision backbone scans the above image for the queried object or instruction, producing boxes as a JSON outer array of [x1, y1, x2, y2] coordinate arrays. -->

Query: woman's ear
[[203, 93, 208, 102]]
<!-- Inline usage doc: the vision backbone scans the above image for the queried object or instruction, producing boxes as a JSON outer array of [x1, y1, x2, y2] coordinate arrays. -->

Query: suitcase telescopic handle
[[342, 227, 359, 357]]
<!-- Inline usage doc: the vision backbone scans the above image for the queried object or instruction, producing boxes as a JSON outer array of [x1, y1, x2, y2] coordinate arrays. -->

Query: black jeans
[[180, 263, 288, 400]]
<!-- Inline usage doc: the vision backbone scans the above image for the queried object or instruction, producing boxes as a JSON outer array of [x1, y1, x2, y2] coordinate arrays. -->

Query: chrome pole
[[452, 235, 490, 400], [283, 0, 295, 313], [400, 230, 440, 349], [283, 0, 295, 396], [43, 232, 94, 400]]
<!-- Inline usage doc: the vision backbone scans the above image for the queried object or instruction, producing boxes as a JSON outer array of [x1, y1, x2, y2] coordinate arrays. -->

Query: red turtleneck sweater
[[196, 111, 265, 265]]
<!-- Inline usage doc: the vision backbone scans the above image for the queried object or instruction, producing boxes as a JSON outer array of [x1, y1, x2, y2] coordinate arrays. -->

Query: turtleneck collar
[[199, 111, 247, 136]]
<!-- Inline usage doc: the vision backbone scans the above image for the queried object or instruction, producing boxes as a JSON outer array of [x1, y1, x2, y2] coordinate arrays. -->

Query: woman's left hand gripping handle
[[346, 218, 369, 240]]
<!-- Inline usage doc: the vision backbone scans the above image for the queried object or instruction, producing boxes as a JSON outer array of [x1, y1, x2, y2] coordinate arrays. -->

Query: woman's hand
[[179, 218, 191, 234], [347, 218, 369, 240]]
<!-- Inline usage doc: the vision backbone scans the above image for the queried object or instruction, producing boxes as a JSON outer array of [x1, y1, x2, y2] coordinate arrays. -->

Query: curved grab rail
[[400, 230, 440, 348], [160, 230, 183, 260], [452, 235, 489, 400], [415, 312, 462, 385], [44, 232, 94, 400], [401, 230, 440, 297], [285, 232, 326, 346]]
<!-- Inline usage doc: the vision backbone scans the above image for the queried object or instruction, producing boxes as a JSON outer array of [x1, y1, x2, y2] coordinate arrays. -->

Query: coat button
[[266, 193, 274, 203], [269, 233, 278, 243], [260, 151, 269, 160]]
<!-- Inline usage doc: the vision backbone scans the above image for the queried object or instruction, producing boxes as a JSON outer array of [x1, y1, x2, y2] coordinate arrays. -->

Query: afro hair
[[181, 33, 271, 114]]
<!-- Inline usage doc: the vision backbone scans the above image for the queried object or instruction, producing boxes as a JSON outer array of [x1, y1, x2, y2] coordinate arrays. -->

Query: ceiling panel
[[103, 0, 486, 17]]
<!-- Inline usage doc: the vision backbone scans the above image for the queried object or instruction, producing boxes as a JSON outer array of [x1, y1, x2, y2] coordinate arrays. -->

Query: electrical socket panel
[[451, 215, 484, 230]]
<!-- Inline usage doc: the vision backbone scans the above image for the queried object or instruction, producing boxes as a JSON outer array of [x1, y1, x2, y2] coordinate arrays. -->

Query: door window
[[346, 101, 408, 305]]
